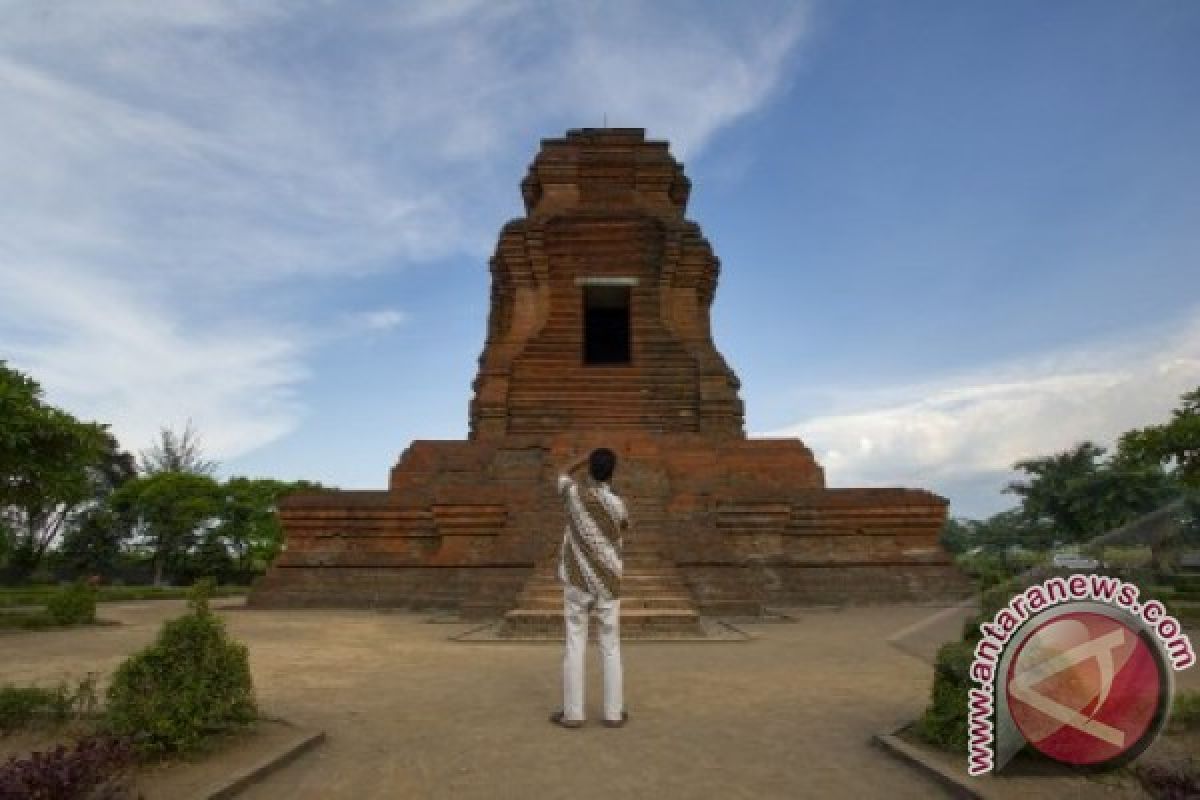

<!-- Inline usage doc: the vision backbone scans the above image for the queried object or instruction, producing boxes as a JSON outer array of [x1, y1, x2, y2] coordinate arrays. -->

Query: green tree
[[1119, 386, 1200, 488], [58, 508, 128, 577], [1006, 441, 1176, 544], [56, 434, 139, 578], [110, 472, 221, 586], [0, 361, 111, 580], [1176, 493, 1200, 550], [0, 517, 10, 565], [184, 530, 236, 584], [138, 420, 217, 476], [940, 517, 977, 554], [1006, 442, 1107, 542], [216, 477, 322, 572], [970, 508, 1055, 552]]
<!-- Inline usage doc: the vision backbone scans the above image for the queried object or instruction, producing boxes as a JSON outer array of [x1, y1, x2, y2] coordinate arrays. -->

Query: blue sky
[[2, 1, 1197, 518]]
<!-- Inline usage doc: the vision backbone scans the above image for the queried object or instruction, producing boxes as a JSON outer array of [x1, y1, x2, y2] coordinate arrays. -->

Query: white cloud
[[0, 2, 810, 460], [760, 314, 1200, 518], [360, 309, 408, 331], [353, 310, 407, 332], [1, 259, 306, 462]]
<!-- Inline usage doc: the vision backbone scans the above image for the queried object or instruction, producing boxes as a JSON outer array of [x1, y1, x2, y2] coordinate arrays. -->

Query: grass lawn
[[0, 584, 250, 609]]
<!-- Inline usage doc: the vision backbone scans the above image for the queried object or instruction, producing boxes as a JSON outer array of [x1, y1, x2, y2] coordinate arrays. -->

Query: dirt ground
[[1, 600, 1196, 799]]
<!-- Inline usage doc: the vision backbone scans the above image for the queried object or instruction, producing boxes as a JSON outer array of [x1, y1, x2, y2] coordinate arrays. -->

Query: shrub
[[0, 610, 56, 630], [979, 576, 1024, 622], [1005, 549, 1046, 572], [1103, 546, 1153, 571], [916, 640, 975, 753], [103, 579, 256, 757], [0, 675, 100, 732], [27, 567, 56, 586], [45, 581, 97, 625], [955, 552, 1008, 587], [0, 733, 136, 800], [1172, 690, 1200, 731], [0, 687, 61, 732], [1119, 567, 1160, 592]]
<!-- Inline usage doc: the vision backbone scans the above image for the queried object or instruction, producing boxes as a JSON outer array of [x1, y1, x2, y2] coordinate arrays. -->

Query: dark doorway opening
[[583, 285, 631, 365]]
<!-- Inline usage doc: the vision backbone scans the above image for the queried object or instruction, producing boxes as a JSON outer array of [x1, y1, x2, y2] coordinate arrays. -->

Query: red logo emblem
[[1005, 611, 1168, 767]]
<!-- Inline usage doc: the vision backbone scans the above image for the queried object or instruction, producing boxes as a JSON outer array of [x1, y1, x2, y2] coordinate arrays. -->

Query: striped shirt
[[556, 473, 629, 601]]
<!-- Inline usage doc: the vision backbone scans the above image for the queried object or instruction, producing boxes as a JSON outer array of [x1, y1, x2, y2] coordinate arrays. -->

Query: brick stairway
[[497, 463, 707, 638]]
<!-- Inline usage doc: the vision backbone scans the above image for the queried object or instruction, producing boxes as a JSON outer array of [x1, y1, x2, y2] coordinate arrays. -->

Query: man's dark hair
[[589, 448, 617, 482]]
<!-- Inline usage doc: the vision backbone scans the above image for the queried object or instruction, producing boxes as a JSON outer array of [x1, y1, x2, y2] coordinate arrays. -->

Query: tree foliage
[[1119, 386, 1200, 489], [953, 396, 1194, 554], [110, 472, 221, 586], [58, 507, 130, 577], [137, 420, 217, 476], [0, 361, 118, 580], [216, 477, 322, 572], [1, 363, 331, 586], [939, 517, 976, 554], [1005, 440, 1177, 544], [54, 435, 139, 578]]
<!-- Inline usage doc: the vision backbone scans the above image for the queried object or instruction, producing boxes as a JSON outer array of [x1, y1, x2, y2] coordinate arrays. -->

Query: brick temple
[[248, 128, 968, 631]]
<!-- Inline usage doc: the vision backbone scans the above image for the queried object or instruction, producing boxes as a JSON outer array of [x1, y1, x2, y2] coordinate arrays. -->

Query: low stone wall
[[247, 565, 532, 613]]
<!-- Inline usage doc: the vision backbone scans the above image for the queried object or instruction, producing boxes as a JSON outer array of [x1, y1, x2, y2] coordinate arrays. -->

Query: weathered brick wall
[[249, 434, 969, 611]]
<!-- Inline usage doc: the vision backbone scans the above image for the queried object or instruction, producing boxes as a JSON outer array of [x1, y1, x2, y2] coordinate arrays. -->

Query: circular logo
[[1004, 611, 1170, 768]]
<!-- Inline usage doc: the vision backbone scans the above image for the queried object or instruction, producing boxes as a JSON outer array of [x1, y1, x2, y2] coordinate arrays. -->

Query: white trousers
[[562, 583, 623, 722]]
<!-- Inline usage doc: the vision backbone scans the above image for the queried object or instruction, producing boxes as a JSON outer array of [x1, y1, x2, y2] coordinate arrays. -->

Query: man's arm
[[556, 453, 590, 495], [558, 453, 590, 476]]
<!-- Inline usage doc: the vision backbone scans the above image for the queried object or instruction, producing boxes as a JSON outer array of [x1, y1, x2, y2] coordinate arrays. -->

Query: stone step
[[521, 582, 692, 600], [504, 607, 700, 623], [522, 565, 683, 577], [522, 569, 683, 579], [501, 483, 705, 635], [518, 597, 695, 611], [521, 585, 692, 598], [522, 586, 691, 599], [523, 573, 689, 585]]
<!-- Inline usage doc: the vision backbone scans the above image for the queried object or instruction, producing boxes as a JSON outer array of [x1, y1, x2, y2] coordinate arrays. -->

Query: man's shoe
[[602, 711, 629, 728], [550, 710, 584, 729]]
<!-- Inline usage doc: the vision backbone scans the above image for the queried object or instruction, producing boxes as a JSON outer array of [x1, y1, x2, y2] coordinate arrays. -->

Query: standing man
[[549, 448, 630, 729]]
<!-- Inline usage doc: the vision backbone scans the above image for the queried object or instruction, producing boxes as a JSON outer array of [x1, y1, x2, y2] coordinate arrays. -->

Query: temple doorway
[[582, 284, 631, 365]]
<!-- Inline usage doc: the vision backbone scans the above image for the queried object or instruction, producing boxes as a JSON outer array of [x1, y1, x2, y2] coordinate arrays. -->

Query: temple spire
[[520, 128, 691, 218]]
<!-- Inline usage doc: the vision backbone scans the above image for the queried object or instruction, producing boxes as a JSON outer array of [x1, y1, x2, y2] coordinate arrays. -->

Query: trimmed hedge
[[45, 581, 97, 625], [103, 580, 256, 758], [915, 640, 975, 753], [0, 674, 99, 732], [1172, 690, 1200, 731]]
